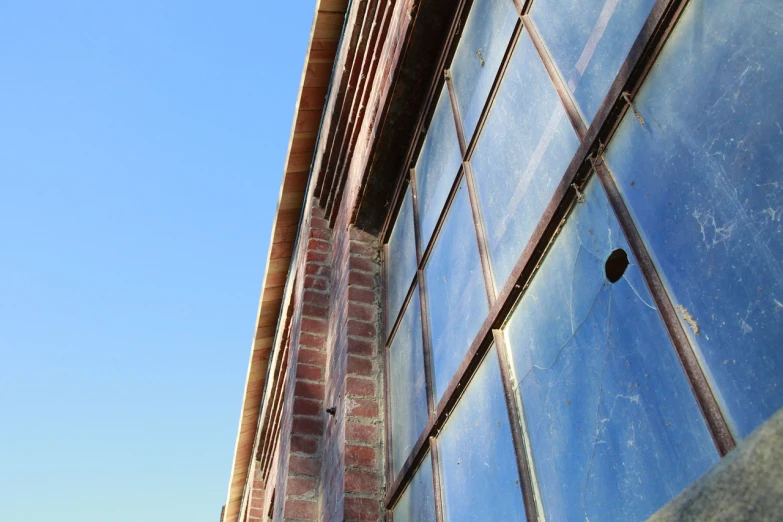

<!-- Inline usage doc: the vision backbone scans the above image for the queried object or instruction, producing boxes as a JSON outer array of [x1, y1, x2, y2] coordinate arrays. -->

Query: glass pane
[[424, 180, 488, 401], [387, 186, 419, 334], [415, 85, 463, 249], [471, 31, 580, 290], [530, 0, 655, 123], [393, 452, 437, 522], [450, 0, 518, 141], [504, 178, 719, 522], [603, 0, 783, 438], [438, 345, 526, 522], [390, 287, 430, 479]]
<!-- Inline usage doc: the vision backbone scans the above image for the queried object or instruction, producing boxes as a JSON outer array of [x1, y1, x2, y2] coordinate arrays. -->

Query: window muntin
[[386, 186, 419, 336], [392, 452, 437, 522], [503, 178, 719, 521], [530, 0, 655, 123], [471, 30, 580, 290], [437, 345, 526, 522], [415, 85, 463, 249], [450, 0, 519, 142], [602, 0, 783, 439], [389, 287, 430, 479], [424, 180, 489, 401]]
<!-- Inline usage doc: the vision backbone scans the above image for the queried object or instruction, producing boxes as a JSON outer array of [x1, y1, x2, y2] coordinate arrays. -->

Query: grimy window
[[381, 0, 783, 520]]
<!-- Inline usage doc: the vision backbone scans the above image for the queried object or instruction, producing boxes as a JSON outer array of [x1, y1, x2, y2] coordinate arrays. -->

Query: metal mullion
[[429, 437, 446, 522], [592, 161, 735, 455], [522, 15, 588, 139], [382, 306, 395, 493], [493, 330, 542, 522]]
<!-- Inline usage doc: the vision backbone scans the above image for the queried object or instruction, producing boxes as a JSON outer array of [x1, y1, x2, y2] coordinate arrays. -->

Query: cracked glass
[[603, 0, 783, 438], [389, 286, 430, 479], [504, 179, 719, 521], [530, 0, 655, 124], [438, 345, 526, 522], [415, 85, 463, 250], [424, 180, 489, 402], [450, 0, 519, 142], [471, 30, 580, 290], [386, 186, 418, 337], [393, 452, 437, 522]]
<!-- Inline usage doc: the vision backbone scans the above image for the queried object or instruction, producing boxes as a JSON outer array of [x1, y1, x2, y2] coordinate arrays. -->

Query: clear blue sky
[[0, 2, 315, 520]]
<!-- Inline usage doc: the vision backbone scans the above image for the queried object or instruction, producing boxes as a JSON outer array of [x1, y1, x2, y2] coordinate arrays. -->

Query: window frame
[[379, 0, 736, 519]]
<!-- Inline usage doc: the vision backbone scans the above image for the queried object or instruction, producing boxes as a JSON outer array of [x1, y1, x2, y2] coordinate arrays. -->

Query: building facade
[[222, 0, 783, 520]]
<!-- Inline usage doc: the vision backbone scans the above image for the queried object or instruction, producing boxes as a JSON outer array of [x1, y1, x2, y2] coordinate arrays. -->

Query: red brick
[[310, 217, 329, 230], [344, 497, 380, 522], [250, 495, 264, 509], [292, 416, 324, 436], [348, 270, 375, 289], [291, 435, 319, 455], [348, 286, 375, 305], [304, 289, 329, 308], [284, 499, 317, 520], [294, 380, 324, 400], [300, 333, 326, 351], [302, 303, 328, 319], [289, 455, 320, 476], [346, 376, 375, 397], [347, 337, 376, 356], [298, 347, 326, 365], [296, 364, 323, 382], [306, 249, 328, 264], [309, 227, 331, 240], [350, 228, 376, 244], [287, 476, 316, 496], [348, 302, 375, 323], [346, 421, 378, 444], [293, 397, 322, 416], [347, 397, 378, 418], [304, 275, 328, 292], [350, 241, 377, 257], [249, 507, 263, 518], [345, 470, 380, 494], [308, 238, 330, 252], [349, 255, 376, 273], [301, 317, 327, 334], [305, 263, 329, 277], [347, 355, 374, 377], [345, 444, 376, 469], [348, 319, 376, 339]]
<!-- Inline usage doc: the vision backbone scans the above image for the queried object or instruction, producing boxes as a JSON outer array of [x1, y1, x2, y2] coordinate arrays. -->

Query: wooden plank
[[295, 109, 324, 133], [299, 87, 329, 110], [303, 62, 336, 88], [286, 152, 314, 173]]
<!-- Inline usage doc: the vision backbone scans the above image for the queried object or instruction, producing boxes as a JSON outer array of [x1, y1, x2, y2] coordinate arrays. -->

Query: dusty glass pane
[[471, 31, 580, 290], [450, 0, 518, 141], [390, 287, 430, 479], [424, 180, 488, 401], [438, 345, 526, 522], [415, 85, 463, 249], [393, 452, 437, 522], [387, 186, 418, 334], [504, 178, 719, 521], [603, 0, 783, 438], [530, 0, 655, 123]]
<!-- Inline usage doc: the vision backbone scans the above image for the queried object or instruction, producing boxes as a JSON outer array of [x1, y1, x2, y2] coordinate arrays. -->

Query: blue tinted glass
[[387, 187, 418, 335], [450, 0, 519, 141], [438, 345, 526, 522], [603, 0, 783, 438], [390, 287, 429, 478], [424, 180, 488, 401], [472, 31, 580, 290], [504, 179, 719, 521], [415, 86, 463, 249], [531, 0, 655, 123], [393, 452, 437, 522]]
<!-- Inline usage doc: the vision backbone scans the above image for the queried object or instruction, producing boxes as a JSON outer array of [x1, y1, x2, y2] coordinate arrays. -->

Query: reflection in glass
[[386, 187, 419, 335], [504, 179, 718, 521], [603, 0, 783, 438], [424, 181, 488, 401], [393, 452, 437, 522], [530, 0, 655, 123], [472, 31, 580, 290], [450, 0, 518, 141], [390, 287, 430, 479], [415, 86, 463, 249], [438, 345, 525, 522]]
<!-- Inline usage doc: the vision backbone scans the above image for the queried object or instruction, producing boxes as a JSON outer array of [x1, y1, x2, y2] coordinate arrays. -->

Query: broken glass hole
[[605, 248, 629, 283]]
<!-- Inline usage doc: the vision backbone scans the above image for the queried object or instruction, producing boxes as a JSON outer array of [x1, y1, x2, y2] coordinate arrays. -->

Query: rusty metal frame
[[379, 0, 737, 514]]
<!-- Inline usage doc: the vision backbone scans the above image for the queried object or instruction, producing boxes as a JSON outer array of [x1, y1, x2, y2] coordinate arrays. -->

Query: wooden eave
[[222, 1, 348, 520]]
